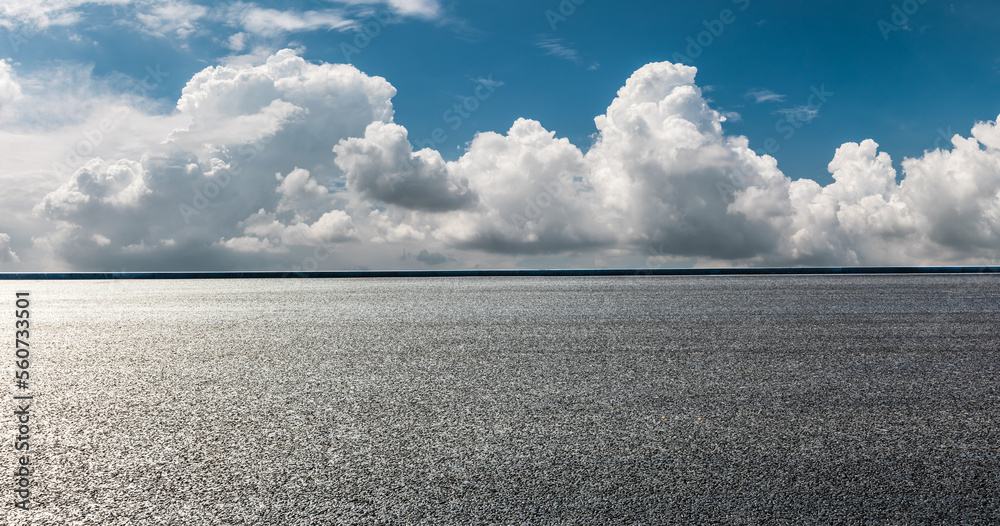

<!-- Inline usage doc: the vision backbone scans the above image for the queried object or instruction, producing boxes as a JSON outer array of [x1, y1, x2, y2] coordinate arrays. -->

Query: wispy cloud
[[746, 89, 786, 104], [775, 105, 820, 123], [0, 0, 442, 40], [0, 0, 117, 30], [135, 0, 208, 39], [336, 0, 441, 19], [226, 3, 354, 38], [534, 36, 599, 70], [225, 31, 248, 51], [721, 111, 742, 122], [535, 37, 581, 63], [471, 75, 504, 90]]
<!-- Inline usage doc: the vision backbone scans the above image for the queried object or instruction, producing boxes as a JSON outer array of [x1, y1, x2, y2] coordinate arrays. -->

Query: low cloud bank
[[18, 50, 1000, 270]]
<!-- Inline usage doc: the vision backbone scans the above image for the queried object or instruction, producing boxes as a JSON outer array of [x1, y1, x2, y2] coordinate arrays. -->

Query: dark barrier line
[[1, 267, 999, 280]]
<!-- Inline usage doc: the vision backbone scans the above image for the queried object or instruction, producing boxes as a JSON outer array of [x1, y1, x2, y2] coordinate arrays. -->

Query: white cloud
[[135, 0, 207, 38], [430, 118, 615, 254], [6, 49, 1000, 270], [226, 4, 354, 38], [0, 0, 128, 30], [336, 0, 440, 18], [747, 89, 785, 103], [586, 62, 788, 260], [472, 75, 504, 90], [32, 49, 394, 270], [237, 208, 358, 247], [334, 121, 477, 212], [217, 235, 284, 254], [775, 105, 820, 124], [0, 60, 24, 109], [0, 0, 441, 45], [0, 233, 19, 263], [534, 37, 582, 63], [384, 0, 439, 18], [336, 117, 615, 254], [0, 57, 191, 269], [533, 37, 599, 71], [736, 123, 1000, 266], [276, 167, 329, 210], [226, 31, 248, 51]]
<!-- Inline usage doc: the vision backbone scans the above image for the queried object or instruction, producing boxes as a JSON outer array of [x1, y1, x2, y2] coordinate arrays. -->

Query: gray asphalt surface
[[9, 276, 1000, 524]]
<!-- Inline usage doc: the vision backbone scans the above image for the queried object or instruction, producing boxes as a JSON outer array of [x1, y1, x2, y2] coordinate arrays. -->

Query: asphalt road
[[8, 275, 1000, 524]]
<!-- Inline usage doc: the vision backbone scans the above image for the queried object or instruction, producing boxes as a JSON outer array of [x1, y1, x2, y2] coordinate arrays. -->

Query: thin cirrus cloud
[[3, 49, 1000, 270], [775, 105, 820, 124], [746, 89, 786, 104], [535, 37, 582, 63], [534, 37, 599, 70]]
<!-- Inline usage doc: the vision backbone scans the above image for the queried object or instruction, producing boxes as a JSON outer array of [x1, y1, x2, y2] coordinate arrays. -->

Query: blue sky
[[1, 0, 1000, 270]]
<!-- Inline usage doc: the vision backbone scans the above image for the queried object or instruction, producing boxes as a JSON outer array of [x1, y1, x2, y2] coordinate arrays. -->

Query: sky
[[1, 0, 999, 271]]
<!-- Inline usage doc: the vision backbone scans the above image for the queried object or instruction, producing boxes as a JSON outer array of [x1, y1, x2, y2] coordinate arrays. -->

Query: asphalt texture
[[7, 276, 1000, 524]]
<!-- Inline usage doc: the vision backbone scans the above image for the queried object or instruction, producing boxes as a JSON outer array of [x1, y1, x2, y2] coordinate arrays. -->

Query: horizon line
[[1, 266, 1000, 280]]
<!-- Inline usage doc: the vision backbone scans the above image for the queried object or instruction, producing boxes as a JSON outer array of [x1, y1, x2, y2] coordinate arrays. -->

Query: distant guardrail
[[1, 267, 999, 280]]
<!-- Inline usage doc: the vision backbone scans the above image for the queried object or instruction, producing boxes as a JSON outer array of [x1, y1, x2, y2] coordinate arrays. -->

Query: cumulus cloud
[[226, 32, 248, 51], [434, 118, 615, 254], [233, 208, 357, 248], [335, 117, 615, 255], [11, 48, 1000, 270], [586, 62, 787, 260], [737, 123, 1000, 266], [34, 49, 393, 270], [334, 121, 477, 212], [0, 233, 19, 264]]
